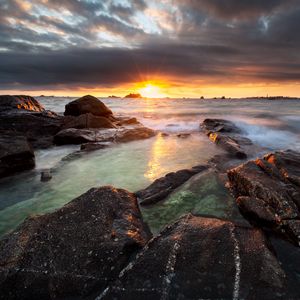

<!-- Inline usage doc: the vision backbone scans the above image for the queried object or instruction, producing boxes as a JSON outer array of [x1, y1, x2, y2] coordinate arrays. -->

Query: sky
[[0, 0, 300, 98]]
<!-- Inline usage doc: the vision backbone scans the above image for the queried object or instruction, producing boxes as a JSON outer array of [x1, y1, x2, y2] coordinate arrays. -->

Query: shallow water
[[0, 97, 299, 236]]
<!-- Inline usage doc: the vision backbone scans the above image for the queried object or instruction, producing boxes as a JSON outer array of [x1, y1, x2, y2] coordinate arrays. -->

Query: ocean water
[[0, 97, 299, 236]]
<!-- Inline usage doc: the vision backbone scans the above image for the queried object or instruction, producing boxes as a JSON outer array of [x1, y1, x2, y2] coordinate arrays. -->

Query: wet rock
[[80, 142, 110, 151], [0, 186, 151, 300], [115, 127, 156, 143], [201, 118, 252, 159], [0, 95, 45, 113], [40, 169, 52, 182], [54, 127, 155, 145], [176, 133, 191, 138], [0, 133, 35, 178], [136, 165, 208, 205], [99, 214, 290, 299], [64, 95, 112, 117], [228, 150, 300, 245], [62, 113, 117, 129], [115, 117, 139, 126], [0, 111, 62, 149]]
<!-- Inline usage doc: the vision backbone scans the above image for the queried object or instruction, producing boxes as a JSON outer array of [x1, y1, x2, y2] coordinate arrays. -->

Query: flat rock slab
[[54, 126, 156, 145], [228, 150, 300, 245], [98, 214, 291, 299], [0, 186, 151, 300], [136, 165, 208, 205], [201, 118, 252, 159], [0, 133, 35, 178]]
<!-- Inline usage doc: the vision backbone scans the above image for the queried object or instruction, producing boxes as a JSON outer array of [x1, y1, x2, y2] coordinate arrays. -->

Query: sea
[[0, 97, 299, 236]]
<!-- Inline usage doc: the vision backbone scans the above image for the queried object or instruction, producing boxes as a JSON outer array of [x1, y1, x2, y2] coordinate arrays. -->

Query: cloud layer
[[0, 0, 299, 92]]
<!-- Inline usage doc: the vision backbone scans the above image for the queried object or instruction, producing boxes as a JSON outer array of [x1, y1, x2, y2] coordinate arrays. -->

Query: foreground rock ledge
[[98, 214, 291, 299], [228, 150, 300, 245], [0, 186, 151, 300]]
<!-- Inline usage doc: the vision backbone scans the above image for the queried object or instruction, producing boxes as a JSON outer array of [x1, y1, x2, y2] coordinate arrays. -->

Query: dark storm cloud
[[0, 0, 300, 90]]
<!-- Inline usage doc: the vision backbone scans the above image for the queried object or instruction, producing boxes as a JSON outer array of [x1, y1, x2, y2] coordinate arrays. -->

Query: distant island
[[124, 93, 142, 98]]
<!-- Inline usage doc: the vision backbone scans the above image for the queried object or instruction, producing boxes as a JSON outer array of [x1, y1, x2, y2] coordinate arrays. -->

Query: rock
[[124, 93, 142, 99], [228, 150, 300, 245], [64, 95, 112, 117], [0, 133, 35, 178], [115, 127, 156, 143], [62, 113, 117, 129], [80, 142, 110, 151], [0, 186, 151, 300], [136, 165, 208, 205], [114, 117, 139, 126], [99, 214, 291, 299], [176, 133, 191, 138], [40, 169, 52, 182], [0, 111, 62, 149], [54, 127, 156, 145], [0, 95, 45, 113], [201, 118, 252, 159]]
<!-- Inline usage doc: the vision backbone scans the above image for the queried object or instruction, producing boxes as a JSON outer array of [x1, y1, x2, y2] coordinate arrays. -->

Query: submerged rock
[[201, 118, 252, 159], [99, 214, 291, 299], [40, 169, 52, 182], [136, 165, 208, 205], [0, 95, 45, 113], [64, 95, 112, 117], [80, 142, 110, 152], [228, 150, 300, 245], [0, 186, 151, 300], [0, 133, 35, 178]]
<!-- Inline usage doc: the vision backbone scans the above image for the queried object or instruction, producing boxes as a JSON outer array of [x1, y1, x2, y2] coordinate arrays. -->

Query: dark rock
[[0, 95, 45, 113], [124, 93, 142, 99], [100, 214, 290, 299], [54, 127, 156, 145], [176, 133, 191, 138], [228, 150, 300, 245], [40, 169, 52, 182], [136, 165, 208, 205], [200, 119, 252, 159], [62, 113, 117, 129], [115, 117, 140, 126], [115, 127, 156, 143], [0, 112, 62, 149], [80, 142, 110, 151], [64, 95, 112, 117], [0, 133, 35, 178], [161, 132, 169, 137], [0, 186, 151, 300]]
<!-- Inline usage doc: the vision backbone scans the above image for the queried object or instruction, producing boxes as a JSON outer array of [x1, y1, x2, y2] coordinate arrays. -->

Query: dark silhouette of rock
[[64, 95, 112, 117], [99, 214, 292, 299], [0, 133, 35, 178], [176, 133, 191, 138], [40, 169, 52, 182], [136, 165, 208, 205], [62, 113, 117, 129], [80, 142, 110, 151], [0, 95, 45, 113], [228, 150, 300, 245], [124, 93, 142, 98], [54, 127, 156, 145], [201, 119, 252, 159], [0, 186, 151, 300]]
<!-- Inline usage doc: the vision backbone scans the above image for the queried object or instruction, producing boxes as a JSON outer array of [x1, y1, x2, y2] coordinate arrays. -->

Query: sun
[[138, 83, 165, 98]]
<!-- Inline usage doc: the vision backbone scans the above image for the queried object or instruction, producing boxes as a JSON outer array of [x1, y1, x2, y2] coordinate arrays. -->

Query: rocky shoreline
[[0, 95, 300, 299]]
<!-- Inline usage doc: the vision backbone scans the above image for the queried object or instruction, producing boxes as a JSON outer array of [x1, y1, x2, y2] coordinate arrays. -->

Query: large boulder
[[0, 95, 45, 113], [64, 95, 112, 117], [228, 150, 300, 245], [136, 165, 208, 205], [62, 113, 117, 129], [201, 118, 252, 159], [0, 112, 62, 148], [99, 214, 293, 299], [0, 133, 35, 178], [0, 186, 151, 300]]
